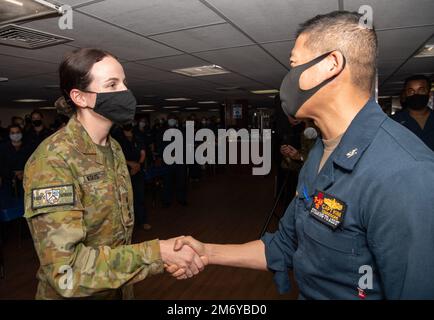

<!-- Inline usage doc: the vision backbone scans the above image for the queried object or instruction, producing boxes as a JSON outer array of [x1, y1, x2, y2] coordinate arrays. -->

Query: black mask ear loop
[[298, 50, 346, 94]]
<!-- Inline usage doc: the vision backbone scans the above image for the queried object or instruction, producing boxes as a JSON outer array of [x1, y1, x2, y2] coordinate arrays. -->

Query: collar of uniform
[[65, 114, 108, 165], [333, 98, 387, 171]]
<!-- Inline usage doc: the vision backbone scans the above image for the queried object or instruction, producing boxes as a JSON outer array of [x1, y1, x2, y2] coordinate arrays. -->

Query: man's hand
[[165, 236, 209, 280], [14, 170, 24, 181], [280, 145, 302, 161], [160, 236, 206, 279], [127, 161, 141, 176]]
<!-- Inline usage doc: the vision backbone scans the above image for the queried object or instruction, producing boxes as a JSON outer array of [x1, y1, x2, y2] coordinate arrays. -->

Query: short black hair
[[8, 124, 22, 133], [404, 75, 432, 91], [11, 116, 23, 124], [297, 10, 378, 92], [30, 110, 43, 118]]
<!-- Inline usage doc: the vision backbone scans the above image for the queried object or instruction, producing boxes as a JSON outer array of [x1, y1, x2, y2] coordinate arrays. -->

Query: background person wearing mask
[[392, 75, 434, 151], [278, 115, 305, 207], [160, 116, 188, 208], [0, 125, 31, 199], [25, 110, 52, 152], [135, 116, 155, 168], [118, 123, 151, 231]]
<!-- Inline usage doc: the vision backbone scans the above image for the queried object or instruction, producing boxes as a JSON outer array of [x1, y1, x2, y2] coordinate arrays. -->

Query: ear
[[69, 89, 88, 108], [326, 51, 345, 77]]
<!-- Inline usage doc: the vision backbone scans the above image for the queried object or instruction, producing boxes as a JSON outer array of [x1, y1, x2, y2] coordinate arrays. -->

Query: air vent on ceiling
[[0, 24, 73, 49]]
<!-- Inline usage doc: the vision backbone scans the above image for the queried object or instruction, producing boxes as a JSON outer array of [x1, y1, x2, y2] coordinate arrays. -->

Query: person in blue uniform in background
[[392, 75, 434, 151], [165, 11, 434, 299]]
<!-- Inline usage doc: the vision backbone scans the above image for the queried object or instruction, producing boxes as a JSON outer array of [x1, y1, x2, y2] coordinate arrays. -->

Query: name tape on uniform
[[310, 190, 347, 230]]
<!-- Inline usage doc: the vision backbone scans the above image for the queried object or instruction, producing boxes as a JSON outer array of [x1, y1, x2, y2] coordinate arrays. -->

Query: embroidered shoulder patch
[[31, 184, 75, 210]]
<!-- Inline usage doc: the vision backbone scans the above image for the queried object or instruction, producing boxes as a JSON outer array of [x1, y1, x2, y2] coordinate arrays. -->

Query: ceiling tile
[[195, 45, 287, 86], [345, 0, 434, 30], [0, 55, 57, 80], [261, 40, 295, 67], [21, 12, 181, 60], [377, 26, 434, 62], [205, 0, 338, 42], [150, 23, 254, 53], [80, 0, 225, 35], [136, 54, 207, 71], [0, 43, 76, 64]]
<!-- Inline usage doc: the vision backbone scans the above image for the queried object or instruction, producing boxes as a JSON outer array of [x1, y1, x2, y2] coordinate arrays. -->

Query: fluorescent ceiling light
[[13, 98, 46, 102], [198, 101, 218, 104], [172, 65, 230, 77], [38, 106, 56, 109], [415, 44, 434, 58], [0, 77, 8, 82], [164, 97, 190, 101], [5, 0, 23, 7], [1, 0, 62, 25], [137, 104, 153, 108], [140, 109, 155, 112], [185, 107, 200, 110], [163, 106, 180, 109], [251, 89, 280, 95], [209, 109, 220, 112]]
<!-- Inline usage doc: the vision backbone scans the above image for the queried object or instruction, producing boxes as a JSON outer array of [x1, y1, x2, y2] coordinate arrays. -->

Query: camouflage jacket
[[23, 115, 163, 300]]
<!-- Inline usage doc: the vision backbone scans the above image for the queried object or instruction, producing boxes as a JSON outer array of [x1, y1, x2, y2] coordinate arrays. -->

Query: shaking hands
[[160, 236, 208, 280]]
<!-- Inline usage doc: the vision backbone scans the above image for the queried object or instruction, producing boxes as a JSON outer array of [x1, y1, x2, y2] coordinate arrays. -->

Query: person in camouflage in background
[[23, 48, 207, 300]]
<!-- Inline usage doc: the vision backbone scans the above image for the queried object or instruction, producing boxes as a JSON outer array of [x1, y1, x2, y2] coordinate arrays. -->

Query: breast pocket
[[300, 217, 360, 288], [80, 175, 113, 229]]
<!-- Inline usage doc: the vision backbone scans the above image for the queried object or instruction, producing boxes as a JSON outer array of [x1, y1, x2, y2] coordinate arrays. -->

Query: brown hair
[[297, 11, 378, 92]]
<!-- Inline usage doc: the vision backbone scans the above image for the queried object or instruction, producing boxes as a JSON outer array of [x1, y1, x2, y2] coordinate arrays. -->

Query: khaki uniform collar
[[65, 114, 121, 166]]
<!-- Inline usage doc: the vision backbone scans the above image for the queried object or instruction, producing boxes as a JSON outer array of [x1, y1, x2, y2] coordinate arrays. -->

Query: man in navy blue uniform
[[392, 75, 434, 151], [166, 11, 434, 299]]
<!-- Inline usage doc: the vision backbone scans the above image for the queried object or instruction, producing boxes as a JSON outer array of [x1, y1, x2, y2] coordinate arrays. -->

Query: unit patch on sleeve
[[31, 184, 75, 209]]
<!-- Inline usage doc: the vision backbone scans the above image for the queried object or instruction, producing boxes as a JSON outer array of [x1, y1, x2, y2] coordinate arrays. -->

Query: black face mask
[[279, 51, 346, 117], [404, 94, 430, 111], [122, 123, 133, 131], [32, 120, 43, 127], [84, 90, 137, 126]]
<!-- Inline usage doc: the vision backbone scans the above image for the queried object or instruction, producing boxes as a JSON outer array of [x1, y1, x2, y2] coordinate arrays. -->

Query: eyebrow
[[104, 77, 120, 83], [104, 77, 128, 85]]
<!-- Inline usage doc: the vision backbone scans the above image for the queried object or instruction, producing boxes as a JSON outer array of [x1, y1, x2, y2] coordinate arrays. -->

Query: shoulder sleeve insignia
[[31, 184, 75, 210]]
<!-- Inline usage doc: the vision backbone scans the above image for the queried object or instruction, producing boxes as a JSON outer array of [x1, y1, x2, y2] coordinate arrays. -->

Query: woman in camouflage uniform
[[24, 48, 205, 299]]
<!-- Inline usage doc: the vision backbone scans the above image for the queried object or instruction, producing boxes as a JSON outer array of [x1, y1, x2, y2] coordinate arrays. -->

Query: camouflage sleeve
[[24, 152, 164, 298]]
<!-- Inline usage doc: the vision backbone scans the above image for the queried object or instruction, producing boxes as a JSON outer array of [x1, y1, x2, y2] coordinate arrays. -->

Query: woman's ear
[[70, 89, 88, 108]]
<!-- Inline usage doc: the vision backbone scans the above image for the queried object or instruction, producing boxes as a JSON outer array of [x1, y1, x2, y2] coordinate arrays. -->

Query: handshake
[[159, 236, 208, 279]]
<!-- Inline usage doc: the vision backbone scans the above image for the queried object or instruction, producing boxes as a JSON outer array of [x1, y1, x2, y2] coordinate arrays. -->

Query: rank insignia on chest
[[309, 190, 347, 229]]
